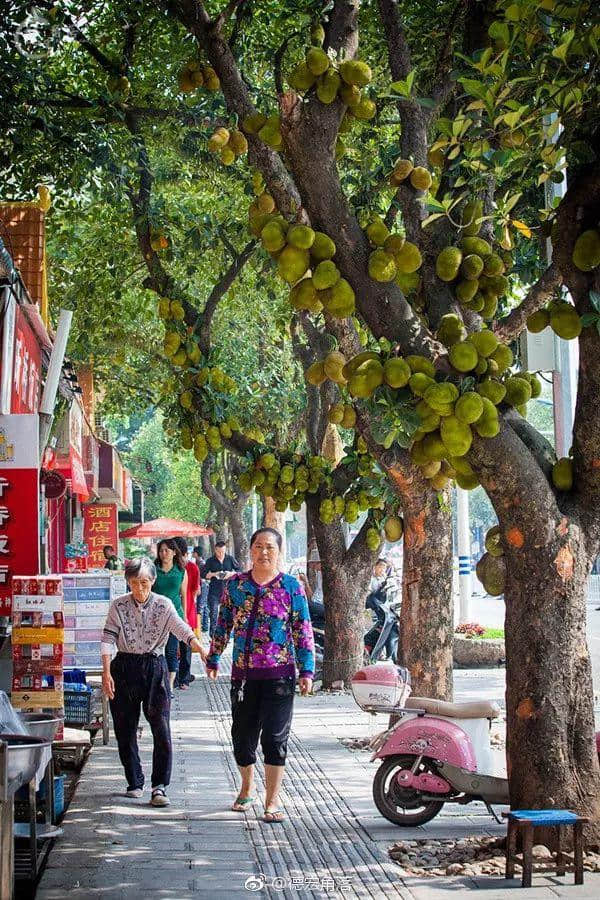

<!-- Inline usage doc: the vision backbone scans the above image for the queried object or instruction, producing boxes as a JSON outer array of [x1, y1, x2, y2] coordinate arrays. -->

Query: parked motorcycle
[[352, 663, 600, 827], [309, 589, 400, 666], [364, 594, 401, 664]]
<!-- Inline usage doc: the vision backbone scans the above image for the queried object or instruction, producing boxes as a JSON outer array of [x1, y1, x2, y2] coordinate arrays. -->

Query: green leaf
[[589, 291, 600, 313], [421, 213, 444, 229], [390, 79, 409, 97], [488, 21, 510, 47], [382, 429, 397, 449], [580, 313, 599, 327], [460, 79, 488, 100]]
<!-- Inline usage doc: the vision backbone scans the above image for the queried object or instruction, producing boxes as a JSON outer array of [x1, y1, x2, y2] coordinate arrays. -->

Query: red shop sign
[[82, 502, 118, 569], [0, 301, 43, 415], [0, 414, 40, 615]]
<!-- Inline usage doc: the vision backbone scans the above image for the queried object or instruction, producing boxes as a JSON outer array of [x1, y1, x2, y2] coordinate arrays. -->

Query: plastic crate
[[15, 775, 65, 821], [64, 690, 93, 726]]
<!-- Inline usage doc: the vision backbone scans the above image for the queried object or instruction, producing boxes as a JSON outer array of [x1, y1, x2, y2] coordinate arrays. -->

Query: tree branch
[[198, 239, 256, 355], [377, 0, 428, 166], [214, 0, 249, 31], [493, 263, 561, 344], [163, 0, 302, 219], [503, 408, 556, 480], [67, 18, 120, 75], [427, 0, 466, 118]]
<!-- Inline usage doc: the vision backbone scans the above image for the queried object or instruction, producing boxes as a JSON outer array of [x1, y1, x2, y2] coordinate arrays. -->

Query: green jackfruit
[[572, 229, 600, 272], [368, 249, 397, 282], [436, 246, 462, 282], [311, 232, 336, 260]]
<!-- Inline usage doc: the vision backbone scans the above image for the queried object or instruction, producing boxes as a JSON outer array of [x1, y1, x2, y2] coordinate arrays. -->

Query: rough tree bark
[[307, 495, 374, 687], [398, 484, 454, 701]]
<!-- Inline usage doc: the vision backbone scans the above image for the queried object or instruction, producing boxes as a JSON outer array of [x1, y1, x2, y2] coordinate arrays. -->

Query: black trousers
[[230, 677, 295, 767], [164, 634, 191, 685], [109, 652, 172, 790], [207, 596, 220, 637]]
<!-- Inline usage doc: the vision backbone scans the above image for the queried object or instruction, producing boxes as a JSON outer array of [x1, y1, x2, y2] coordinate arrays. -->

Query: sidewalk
[[37, 657, 600, 899]]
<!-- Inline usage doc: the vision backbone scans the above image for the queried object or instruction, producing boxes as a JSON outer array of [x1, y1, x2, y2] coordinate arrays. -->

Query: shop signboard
[[55, 400, 89, 500], [0, 413, 40, 615], [82, 502, 118, 568], [12, 304, 42, 413], [0, 297, 42, 414]]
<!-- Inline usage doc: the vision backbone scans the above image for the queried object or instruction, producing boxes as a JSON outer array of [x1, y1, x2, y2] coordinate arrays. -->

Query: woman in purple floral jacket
[[206, 527, 315, 822]]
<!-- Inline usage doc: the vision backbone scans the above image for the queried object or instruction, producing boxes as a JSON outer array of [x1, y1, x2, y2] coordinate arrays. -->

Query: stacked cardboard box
[[63, 573, 126, 668], [11, 575, 64, 739]]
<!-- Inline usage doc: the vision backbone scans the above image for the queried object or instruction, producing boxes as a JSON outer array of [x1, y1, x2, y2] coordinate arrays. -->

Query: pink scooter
[[350, 665, 524, 826]]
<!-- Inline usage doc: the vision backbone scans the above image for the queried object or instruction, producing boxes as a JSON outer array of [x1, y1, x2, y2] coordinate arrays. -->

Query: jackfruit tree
[[3, 0, 600, 820]]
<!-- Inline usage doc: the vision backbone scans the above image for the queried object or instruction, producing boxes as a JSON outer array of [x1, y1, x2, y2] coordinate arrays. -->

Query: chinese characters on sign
[[82, 503, 118, 568], [0, 414, 40, 615]]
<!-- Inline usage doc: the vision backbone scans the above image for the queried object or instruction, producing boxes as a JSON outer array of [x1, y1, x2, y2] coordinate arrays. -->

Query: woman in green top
[[155, 539, 189, 693]]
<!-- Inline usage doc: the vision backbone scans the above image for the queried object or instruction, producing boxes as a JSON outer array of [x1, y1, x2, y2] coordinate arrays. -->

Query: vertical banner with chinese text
[[82, 503, 118, 568], [0, 414, 40, 615]]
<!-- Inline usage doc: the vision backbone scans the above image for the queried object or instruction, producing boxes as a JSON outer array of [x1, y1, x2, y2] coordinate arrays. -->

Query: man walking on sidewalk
[[201, 541, 239, 637]]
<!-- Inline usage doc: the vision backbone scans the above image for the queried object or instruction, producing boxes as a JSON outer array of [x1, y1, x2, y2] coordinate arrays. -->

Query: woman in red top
[[174, 538, 200, 686]]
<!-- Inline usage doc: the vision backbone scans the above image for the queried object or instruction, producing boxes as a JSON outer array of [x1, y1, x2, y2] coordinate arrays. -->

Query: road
[[461, 587, 600, 697]]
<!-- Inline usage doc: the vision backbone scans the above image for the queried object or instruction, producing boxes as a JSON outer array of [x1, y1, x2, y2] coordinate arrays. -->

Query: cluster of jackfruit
[[179, 415, 242, 463], [527, 299, 582, 340], [475, 526, 506, 596], [434, 200, 511, 321], [319, 488, 385, 526], [238, 453, 330, 513], [241, 112, 283, 150], [365, 215, 423, 288], [178, 59, 220, 93], [287, 26, 375, 122], [247, 173, 355, 318], [389, 158, 433, 192], [207, 126, 248, 166], [305, 328, 543, 494]]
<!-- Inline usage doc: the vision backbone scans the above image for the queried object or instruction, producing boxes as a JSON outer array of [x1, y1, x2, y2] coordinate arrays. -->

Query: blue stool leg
[[505, 818, 516, 878], [522, 822, 533, 888], [574, 821, 584, 885], [556, 825, 565, 876]]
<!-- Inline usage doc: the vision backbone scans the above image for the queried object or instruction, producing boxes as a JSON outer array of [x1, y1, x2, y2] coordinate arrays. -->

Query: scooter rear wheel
[[373, 755, 445, 826]]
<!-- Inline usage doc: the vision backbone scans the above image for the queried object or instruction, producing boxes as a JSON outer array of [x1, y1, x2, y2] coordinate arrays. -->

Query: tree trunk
[[228, 505, 249, 569], [306, 512, 319, 592], [262, 496, 287, 561], [398, 485, 454, 700], [502, 518, 600, 830], [308, 498, 375, 688]]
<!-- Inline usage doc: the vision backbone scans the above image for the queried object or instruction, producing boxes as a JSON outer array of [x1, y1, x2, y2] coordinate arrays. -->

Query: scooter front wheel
[[373, 755, 445, 826]]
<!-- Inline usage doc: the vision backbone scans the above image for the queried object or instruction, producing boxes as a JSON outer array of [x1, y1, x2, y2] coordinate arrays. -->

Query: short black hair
[[376, 557, 388, 565], [103, 545, 114, 553], [215, 540, 227, 548], [250, 527, 283, 550], [193, 546, 203, 555]]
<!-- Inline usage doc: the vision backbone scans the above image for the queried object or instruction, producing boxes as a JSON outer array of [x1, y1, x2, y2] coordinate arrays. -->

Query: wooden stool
[[503, 809, 588, 887]]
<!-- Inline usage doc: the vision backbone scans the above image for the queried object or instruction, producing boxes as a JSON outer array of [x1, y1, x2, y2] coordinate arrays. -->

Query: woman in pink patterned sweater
[[206, 527, 315, 822]]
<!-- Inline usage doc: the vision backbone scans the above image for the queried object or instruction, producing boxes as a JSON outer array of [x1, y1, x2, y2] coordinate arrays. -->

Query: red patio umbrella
[[119, 517, 213, 539]]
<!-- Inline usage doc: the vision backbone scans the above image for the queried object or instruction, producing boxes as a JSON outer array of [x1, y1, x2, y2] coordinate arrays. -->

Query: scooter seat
[[406, 696, 500, 719]]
